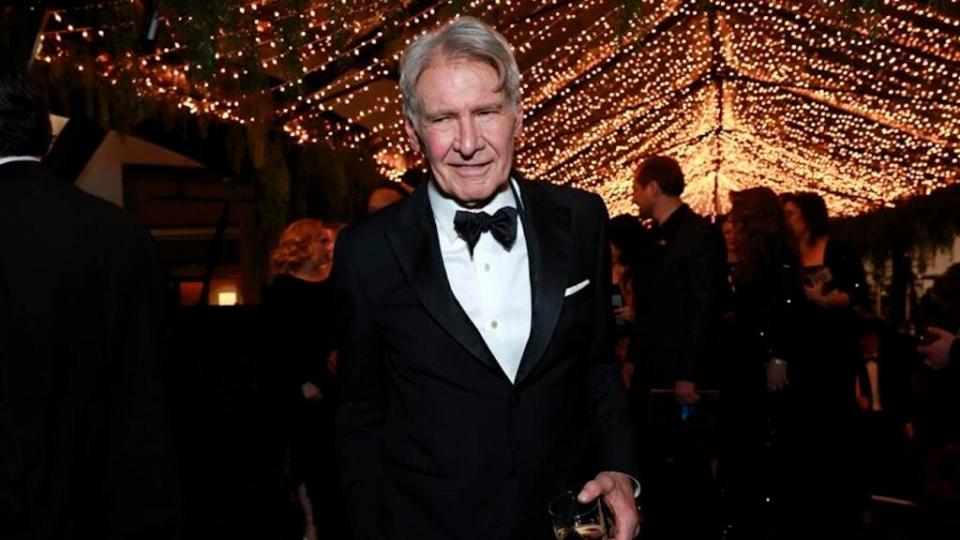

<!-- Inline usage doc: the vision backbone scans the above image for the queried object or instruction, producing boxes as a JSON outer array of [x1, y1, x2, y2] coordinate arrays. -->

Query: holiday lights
[[37, 0, 960, 216]]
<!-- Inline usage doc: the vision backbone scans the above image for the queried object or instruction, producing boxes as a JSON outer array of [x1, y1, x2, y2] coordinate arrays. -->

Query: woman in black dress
[[782, 192, 869, 535], [264, 218, 344, 540], [720, 187, 804, 539]]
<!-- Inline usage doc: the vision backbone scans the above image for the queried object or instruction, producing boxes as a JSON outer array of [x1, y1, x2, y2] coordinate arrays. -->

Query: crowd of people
[[3, 13, 959, 540], [610, 158, 959, 539], [258, 119, 960, 540]]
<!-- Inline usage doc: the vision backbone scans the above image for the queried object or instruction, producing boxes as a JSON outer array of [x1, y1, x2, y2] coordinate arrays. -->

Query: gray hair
[[399, 16, 521, 125]]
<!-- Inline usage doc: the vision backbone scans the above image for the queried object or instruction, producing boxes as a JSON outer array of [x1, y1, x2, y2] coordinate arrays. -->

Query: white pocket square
[[564, 279, 590, 297]]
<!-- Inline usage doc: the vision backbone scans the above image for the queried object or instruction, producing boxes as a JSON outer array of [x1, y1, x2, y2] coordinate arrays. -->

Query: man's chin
[[435, 173, 509, 206]]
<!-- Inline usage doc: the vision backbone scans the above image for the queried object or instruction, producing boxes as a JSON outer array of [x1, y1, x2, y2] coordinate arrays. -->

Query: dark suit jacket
[[630, 204, 725, 389], [333, 179, 637, 540], [0, 161, 180, 539]]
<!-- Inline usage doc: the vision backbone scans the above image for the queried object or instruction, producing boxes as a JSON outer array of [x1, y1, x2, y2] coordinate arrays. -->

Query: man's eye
[[432, 116, 450, 123]]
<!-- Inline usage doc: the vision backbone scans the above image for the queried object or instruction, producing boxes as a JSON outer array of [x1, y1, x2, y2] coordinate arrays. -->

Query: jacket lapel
[[514, 180, 572, 386], [385, 184, 505, 378]]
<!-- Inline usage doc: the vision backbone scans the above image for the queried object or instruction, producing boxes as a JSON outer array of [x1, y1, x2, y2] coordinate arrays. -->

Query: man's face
[[404, 57, 522, 207], [632, 179, 657, 218]]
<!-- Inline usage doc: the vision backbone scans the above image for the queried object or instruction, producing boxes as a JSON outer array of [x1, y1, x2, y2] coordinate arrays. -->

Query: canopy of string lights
[[36, 0, 960, 216]]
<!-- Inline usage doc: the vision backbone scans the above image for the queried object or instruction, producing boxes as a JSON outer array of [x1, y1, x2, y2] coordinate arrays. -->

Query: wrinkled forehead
[[417, 56, 509, 105]]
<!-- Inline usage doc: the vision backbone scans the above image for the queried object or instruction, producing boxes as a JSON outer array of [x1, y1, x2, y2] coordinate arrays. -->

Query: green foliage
[[833, 184, 960, 276]]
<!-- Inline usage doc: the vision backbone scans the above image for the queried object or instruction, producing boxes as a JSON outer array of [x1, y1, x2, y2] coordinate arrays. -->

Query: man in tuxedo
[[333, 17, 639, 540], [0, 70, 180, 539]]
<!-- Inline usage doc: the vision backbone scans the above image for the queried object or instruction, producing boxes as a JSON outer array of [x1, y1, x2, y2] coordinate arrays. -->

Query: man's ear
[[403, 115, 421, 154], [647, 179, 662, 198]]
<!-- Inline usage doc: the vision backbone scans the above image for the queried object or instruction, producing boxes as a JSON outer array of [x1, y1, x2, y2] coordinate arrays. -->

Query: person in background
[[915, 263, 960, 397], [0, 69, 181, 539], [264, 219, 346, 540], [367, 181, 409, 215], [721, 187, 803, 540], [719, 214, 739, 268], [912, 263, 960, 537], [716, 213, 739, 322], [781, 192, 869, 536], [630, 156, 724, 407], [629, 156, 725, 539], [853, 317, 914, 520], [609, 214, 648, 387]]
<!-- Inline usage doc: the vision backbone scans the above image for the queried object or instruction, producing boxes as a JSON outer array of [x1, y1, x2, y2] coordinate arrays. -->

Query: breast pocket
[[563, 278, 591, 298]]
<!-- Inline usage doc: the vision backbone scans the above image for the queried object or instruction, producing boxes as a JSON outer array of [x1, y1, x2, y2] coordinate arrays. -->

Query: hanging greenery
[[833, 183, 960, 272]]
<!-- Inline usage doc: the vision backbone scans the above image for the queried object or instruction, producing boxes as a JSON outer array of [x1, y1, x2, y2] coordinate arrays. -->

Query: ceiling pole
[[708, 2, 725, 216]]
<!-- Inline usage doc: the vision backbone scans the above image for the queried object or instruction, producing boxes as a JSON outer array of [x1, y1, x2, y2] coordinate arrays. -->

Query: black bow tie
[[453, 207, 519, 255]]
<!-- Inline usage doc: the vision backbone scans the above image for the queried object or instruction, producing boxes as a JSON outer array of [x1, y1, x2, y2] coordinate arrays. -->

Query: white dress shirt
[[428, 180, 532, 383], [0, 156, 42, 167]]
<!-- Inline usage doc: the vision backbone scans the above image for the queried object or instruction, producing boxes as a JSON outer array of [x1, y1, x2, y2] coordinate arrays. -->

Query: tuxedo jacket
[[0, 161, 180, 539], [333, 178, 637, 540]]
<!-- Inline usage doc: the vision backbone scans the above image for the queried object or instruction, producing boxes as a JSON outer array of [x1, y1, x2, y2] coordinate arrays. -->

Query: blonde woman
[[266, 218, 346, 540]]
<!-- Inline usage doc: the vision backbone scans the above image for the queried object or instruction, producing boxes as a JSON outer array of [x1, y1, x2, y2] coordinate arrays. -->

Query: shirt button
[[484, 263, 491, 272], [491, 320, 498, 329]]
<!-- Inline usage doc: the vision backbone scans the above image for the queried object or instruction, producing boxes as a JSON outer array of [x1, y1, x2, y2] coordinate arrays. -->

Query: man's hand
[[578, 472, 640, 540], [918, 327, 956, 370], [674, 380, 699, 405]]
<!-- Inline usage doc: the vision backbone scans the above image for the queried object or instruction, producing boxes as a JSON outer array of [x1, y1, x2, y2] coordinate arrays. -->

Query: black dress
[[263, 274, 341, 527], [719, 239, 803, 536], [791, 241, 869, 534], [794, 241, 868, 413]]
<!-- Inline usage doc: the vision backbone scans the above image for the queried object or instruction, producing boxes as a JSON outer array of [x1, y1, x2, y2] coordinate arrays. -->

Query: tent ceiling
[[40, 0, 960, 216]]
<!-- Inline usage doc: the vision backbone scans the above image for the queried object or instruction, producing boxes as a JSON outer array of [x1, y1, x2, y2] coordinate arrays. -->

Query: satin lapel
[[514, 181, 572, 386], [385, 185, 504, 378]]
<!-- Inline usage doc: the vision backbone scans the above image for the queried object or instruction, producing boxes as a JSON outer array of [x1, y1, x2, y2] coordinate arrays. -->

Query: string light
[[38, 0, 960, 216]]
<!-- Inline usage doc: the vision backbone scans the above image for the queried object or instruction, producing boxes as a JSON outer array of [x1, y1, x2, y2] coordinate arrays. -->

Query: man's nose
[[453, 117, 484, 157]]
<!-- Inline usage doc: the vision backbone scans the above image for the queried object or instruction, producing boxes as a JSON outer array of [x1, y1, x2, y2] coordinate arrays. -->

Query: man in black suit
[[0, 70, 180, 539], [628, 156, 724, 538], [333, 17, 639, 540], [629, 156, 723, 403]]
